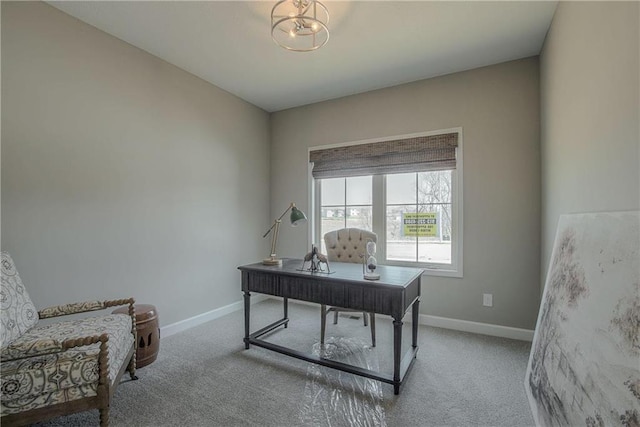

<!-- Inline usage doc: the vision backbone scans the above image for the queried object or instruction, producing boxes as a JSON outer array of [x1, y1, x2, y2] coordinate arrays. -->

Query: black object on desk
[[238, 258, 423, 395]]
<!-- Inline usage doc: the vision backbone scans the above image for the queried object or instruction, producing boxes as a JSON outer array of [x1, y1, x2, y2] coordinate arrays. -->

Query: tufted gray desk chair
[[321, 228, 376, 346]]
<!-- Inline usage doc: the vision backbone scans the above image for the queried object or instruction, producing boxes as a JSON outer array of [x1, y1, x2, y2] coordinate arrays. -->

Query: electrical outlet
[[483, 293, 493, 307]]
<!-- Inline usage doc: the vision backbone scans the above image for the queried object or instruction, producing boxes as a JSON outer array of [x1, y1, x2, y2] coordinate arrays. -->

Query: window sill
[[382, 260, 463, 278]]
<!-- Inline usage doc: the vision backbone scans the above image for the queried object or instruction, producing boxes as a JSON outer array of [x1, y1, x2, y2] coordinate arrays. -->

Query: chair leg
[[320, 304, 327, 344], [99, 406, 109, 427], [370, 313, 376, 347], [128, 352, 138, 380], [362, 312, 368, 327], [333, 309, 339, 325]]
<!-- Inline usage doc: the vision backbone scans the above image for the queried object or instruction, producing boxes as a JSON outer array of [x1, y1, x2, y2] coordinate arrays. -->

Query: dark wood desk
[[238, 259, 423, 394]]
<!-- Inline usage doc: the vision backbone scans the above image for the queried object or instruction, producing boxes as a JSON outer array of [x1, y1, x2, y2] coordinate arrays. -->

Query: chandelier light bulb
[[271, 0, 330, 52]]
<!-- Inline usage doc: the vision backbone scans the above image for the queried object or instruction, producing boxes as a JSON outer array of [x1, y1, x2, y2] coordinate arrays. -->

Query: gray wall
[[10, 1, 633, 333], [540, 2, 640, 282], [271, 58, 541, 330], [1, 2, 270, 326]]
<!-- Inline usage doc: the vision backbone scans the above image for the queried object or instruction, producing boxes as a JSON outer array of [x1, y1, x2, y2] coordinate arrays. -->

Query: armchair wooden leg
[[99, 406, 109, 427], [333, 309, 339, 325], [320, 304, 327, 345], [362, 312, 368, 327], [128, 353, 138, 380]]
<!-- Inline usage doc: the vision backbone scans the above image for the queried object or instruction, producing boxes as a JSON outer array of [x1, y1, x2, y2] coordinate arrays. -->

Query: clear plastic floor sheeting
[[299, 337, 387, 427]]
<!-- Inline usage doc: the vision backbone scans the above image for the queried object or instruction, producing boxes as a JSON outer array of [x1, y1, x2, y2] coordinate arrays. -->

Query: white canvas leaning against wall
[[525, 211, 640, 426]]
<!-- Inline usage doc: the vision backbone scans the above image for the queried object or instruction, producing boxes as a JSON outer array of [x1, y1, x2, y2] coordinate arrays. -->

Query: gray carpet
[[34, 299, 535, 426]]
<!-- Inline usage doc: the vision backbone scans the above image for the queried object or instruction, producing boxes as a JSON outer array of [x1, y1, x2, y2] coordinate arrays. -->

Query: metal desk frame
[[238, 259, 423, 395]]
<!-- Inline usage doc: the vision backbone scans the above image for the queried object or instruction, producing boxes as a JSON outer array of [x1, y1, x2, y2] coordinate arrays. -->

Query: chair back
[[323, 228, 377, 264], [1, 252, 39, 348]]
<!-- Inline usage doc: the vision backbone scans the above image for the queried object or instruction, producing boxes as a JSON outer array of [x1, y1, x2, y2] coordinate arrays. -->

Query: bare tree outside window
[[387, 171, 453, 264], [418, 170, 452, 240]]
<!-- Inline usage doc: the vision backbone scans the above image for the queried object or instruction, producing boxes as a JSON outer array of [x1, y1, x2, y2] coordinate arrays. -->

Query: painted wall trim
[[161, 297, 533, 341], [419, 314, 534, 341], [269, 297, 534, 341], [161, 295, 268, 338]]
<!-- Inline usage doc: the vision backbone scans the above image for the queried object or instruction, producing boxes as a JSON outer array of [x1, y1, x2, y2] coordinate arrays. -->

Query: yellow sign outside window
[[402, 212, 438, 237]]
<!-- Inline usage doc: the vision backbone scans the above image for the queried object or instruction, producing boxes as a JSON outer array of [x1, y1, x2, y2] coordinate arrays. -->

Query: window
[[319, 176, 372, 254], [386, 171, 453, 264], [311, 130, 463, 277]]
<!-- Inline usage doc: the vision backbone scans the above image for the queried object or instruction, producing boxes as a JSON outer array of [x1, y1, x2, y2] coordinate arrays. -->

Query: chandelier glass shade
[[271, 0, 329, 52]]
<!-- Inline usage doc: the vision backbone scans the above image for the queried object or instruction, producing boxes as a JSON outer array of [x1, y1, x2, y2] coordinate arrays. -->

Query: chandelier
[[271, 0, 330, 52]]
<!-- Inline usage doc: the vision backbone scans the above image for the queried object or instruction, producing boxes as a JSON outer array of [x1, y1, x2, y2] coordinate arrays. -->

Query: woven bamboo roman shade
[[309, 132, 458, 179]]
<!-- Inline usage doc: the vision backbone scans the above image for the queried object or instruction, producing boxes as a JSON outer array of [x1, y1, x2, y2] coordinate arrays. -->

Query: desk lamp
[[263, 202, 307, 265]]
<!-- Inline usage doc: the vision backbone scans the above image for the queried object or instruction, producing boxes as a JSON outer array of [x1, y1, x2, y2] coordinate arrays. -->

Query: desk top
[[238, 258, 423, 289]]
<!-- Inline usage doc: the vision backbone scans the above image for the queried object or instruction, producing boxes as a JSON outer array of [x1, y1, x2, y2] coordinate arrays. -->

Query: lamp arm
[[262, 222, 277, 239], [262, 203, 295, 238], [269, 221, 281, 258]]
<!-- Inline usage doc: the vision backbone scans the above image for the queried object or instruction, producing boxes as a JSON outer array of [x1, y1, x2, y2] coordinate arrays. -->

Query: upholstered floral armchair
[[0, 252, 138, 426]]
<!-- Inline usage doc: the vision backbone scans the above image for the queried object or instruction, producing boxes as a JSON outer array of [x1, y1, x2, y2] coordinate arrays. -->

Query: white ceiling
[[48, 1, 558, 112]]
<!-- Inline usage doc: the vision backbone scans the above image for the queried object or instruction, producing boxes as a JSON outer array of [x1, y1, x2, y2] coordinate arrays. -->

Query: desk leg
[[370, 314, 376, 347], [243, 291, 251, 349], [283, 297, 289, 328], [393, 318, 403, 395], [320, 304, 327, 345], [412, 297, 420, 348]]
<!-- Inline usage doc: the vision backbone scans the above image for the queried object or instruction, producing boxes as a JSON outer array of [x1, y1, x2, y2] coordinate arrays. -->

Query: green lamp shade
[[290, 206, 307, 226]]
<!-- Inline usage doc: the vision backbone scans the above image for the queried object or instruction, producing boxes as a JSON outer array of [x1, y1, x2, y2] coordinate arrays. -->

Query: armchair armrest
[[1, 334, 109, 362], [38, 298, 135, 319], [38, 298, 137, 349]]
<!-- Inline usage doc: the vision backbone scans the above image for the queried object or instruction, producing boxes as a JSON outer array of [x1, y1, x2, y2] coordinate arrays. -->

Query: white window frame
[[309, 128, 463, 278]]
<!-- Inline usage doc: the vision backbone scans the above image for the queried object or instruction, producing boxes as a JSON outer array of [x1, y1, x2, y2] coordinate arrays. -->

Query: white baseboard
[[419, 314, 534, 342], [161, 295, 268, 338], [282, 298, 534, 341], [161, 296, 534, 342]]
